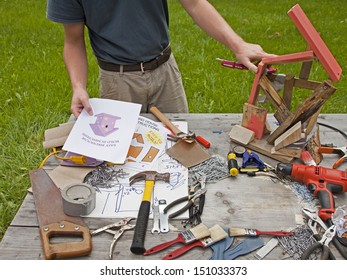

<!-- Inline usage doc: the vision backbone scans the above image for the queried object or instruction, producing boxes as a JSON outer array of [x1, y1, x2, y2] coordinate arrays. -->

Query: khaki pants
[[99, 54, 189, 113]]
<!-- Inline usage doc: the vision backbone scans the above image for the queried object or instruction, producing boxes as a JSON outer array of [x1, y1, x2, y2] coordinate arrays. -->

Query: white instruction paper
[[63, 98, 141, 164]]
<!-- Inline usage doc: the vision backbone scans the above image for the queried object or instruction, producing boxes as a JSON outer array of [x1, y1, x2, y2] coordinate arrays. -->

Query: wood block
[[229, 125, 255, 146], [44, 121, 74, 141], [274, 121, 303, 151], [42, 136, 69, 149], [271, 147, 302, 158], [242, 103, 267, 139]]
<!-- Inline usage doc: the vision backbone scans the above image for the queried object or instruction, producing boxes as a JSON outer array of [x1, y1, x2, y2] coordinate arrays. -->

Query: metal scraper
[[149, 106, 211, 167]]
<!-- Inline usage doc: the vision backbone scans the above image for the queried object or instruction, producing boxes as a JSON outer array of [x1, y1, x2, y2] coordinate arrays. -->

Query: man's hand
[[71, 88, 93, 118], [234, 42, 276, 73]]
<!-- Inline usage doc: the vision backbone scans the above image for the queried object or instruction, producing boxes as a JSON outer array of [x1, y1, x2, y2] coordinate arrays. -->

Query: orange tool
[[276, 163, 347, 221], [318, 146, 347, 169]]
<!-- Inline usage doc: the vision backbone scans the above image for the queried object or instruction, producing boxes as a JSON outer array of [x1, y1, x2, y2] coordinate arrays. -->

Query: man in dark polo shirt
[[47, 0, 274, 117]]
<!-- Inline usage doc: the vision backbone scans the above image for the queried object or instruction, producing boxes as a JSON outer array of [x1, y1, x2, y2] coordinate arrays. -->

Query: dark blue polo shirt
[[47, 0, 170, 64]]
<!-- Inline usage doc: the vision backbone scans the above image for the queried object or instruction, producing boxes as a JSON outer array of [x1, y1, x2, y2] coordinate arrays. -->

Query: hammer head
[[129, 171, 170, 185]]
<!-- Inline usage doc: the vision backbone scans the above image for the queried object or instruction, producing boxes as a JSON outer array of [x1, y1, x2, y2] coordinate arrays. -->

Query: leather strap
[[97, 45, 171, 72]]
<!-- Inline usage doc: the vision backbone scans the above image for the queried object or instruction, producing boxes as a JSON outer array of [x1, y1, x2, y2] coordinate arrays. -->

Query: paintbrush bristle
[[189, 223, 210, 240], [229, 227, 247, 236], [201, 224, 228, 246], [181, 223, 210, 243]]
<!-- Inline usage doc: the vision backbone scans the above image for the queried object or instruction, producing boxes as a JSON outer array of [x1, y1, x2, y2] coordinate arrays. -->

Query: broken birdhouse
[[231, 4, 342, 162]]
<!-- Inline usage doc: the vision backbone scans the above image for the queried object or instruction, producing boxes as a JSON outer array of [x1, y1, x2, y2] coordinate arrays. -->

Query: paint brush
[[144, 223, 210, 255], [300, 150, 317, 166], [229, 227, 293, 237], [162, 224, 228, 260]]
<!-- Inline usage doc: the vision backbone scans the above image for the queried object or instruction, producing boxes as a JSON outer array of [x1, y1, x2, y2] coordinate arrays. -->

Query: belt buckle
[[140, 62, 145, 73]]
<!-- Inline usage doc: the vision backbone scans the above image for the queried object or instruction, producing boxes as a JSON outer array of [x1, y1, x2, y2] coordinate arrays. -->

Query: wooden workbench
[[0, 114, 346, 260]]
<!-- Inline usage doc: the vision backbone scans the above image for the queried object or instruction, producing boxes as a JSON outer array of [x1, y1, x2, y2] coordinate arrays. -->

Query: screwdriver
[[227, 152, 239, 177], [195, 135, 211, 148]]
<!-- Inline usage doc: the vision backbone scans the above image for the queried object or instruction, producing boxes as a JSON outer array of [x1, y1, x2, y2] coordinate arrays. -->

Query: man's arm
[[179, 0, 274, 73], [63, 23, 93, 117]]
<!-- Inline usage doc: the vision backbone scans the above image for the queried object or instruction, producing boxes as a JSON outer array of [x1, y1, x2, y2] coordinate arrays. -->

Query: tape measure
[[233, 145, 247, 158], [61, 183, 96, 216]]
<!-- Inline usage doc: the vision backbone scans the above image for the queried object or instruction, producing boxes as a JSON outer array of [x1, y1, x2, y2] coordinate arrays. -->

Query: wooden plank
[[259, 75, 292, 123], [230, 137, 294, 163], [293, 78, 321, 90], [288, 4, 342, 82], [299, 44, 313, 80], [248, 62, 266, 105], [242, 103, 267, 139], [271, 147, 302, 158], [274, 121, 303, 151], [262, 51, 314, 65], [283, 75, 295, 110], [267, 80, 336, 144]]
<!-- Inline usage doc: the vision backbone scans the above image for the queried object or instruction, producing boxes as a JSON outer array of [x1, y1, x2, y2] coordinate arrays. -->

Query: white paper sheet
[[63, 98, 141, 164]]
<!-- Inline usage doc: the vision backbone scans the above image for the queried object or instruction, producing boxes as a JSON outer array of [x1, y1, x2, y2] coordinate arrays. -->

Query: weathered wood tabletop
[[0, 114, 346, 260]]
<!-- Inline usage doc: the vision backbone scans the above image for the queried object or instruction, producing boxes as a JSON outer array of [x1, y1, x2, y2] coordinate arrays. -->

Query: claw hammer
[[129, 171, 170, 254]]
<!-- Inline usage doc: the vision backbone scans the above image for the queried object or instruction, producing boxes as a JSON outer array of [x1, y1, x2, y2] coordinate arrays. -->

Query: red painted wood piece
[[288, 4, 342, 82], [262, 51, 315, 65], [248, 63, 266, 105]]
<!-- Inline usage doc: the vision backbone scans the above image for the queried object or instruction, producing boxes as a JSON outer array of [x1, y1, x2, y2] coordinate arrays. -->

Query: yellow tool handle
[[131, 180, 155, 254], [142, 180, 155, 202]]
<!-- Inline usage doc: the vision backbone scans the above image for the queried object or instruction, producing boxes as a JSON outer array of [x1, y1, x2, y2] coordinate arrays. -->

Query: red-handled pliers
[[167, 131, 211, 148], [318, 146, 347, 169]]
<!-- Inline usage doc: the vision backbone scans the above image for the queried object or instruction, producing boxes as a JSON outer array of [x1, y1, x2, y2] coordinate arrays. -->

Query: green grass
[[0, 0, 346, 241]]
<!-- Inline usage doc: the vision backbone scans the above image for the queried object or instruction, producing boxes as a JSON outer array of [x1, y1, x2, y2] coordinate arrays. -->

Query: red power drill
[[276, 163, 347, 221]]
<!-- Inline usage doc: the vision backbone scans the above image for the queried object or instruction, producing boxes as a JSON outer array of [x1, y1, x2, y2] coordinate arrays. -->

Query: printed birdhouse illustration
[[89, 113, 121, 137]]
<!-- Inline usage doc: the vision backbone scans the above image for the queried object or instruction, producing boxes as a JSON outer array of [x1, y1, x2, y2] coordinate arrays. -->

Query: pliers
[[164, 188, 207, 218], [301, 225, 336, 260], [90, 217, 135, 259], [302, 208, 335, 259], [318, 146, 347, 169], [167, 131, 211, 148]]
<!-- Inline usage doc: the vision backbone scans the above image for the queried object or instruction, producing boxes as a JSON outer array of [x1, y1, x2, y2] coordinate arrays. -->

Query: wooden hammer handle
[[149, 106, 182, 135]]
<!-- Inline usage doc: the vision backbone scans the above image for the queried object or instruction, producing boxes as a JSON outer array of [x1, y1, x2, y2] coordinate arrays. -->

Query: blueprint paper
[[63, 98, 141, 164], [125, 116, 168, 171], [84, 121, 189, 219]]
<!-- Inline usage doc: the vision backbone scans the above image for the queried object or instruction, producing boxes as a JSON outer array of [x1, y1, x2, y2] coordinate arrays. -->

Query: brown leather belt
[[97, 46, 171, 72]]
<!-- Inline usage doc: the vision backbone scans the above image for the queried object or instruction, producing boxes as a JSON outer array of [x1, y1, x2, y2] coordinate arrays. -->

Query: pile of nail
[[277, 224, 316, 259], [84, 163, 129, 191], [189, 155, 229, 183]]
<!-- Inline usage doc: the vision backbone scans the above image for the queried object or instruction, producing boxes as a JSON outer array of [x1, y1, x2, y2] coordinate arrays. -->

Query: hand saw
[[30, 168, 92, 259]]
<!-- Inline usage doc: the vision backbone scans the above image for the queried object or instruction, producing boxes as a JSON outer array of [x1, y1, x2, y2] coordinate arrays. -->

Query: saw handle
[[40, 221, 92, 260], [149, 106, 182, 135]]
